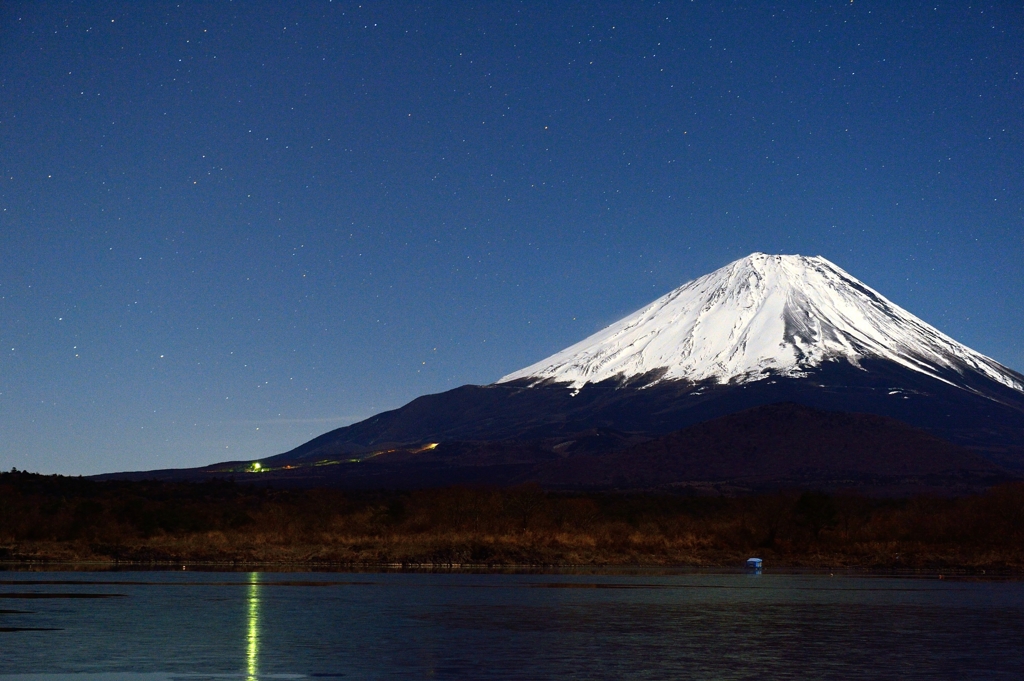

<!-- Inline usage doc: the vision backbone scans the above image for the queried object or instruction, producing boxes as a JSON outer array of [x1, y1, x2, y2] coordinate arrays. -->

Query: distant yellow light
[[251, 462, 262, 472], [422, 443, 439, 450]]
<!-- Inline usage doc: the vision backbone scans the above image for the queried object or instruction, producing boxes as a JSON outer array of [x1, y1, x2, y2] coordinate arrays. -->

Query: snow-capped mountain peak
[[498, 253, 1024, 394]]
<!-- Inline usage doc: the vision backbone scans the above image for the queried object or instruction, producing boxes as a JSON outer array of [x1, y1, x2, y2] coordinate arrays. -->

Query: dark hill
[[533, 403, 1011, 495], [102, 403, 1016, 495]]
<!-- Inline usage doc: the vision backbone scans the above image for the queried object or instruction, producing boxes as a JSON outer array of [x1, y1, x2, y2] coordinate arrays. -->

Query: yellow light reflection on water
[[247, 573, 260, 681]]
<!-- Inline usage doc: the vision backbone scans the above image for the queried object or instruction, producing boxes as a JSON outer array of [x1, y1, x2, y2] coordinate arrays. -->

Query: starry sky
[[2, 1, 1021, 475]]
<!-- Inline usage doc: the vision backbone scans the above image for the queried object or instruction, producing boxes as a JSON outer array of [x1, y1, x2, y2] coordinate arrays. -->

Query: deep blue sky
[[2, 1, 1021, 475]]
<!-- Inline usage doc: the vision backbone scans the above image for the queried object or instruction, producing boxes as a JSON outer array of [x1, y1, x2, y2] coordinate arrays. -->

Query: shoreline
[[1, 559, 1021, 578]]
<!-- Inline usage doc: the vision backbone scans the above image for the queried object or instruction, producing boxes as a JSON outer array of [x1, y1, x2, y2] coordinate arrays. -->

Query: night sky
[[2, 2, 1021, 475]]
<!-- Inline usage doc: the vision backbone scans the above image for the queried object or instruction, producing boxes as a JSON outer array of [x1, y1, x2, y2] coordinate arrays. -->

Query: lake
[[0, 570, 1020, 680]]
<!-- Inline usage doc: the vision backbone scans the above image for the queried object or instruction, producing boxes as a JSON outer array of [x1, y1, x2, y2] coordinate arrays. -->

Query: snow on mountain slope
[[499, 253, 1024, 395]]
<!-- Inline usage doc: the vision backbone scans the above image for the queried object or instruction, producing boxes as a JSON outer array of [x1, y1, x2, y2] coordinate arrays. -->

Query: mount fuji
[[500, 253, 1022, 397], [109, 254, 1024, 492]]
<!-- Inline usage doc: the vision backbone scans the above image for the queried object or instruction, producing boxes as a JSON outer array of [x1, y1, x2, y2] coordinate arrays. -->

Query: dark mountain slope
[[533, 403, 1010, 494], [263, 359, 1024, 472]]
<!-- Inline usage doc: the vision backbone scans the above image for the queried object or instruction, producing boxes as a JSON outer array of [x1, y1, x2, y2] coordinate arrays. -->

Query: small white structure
[[746, 557, 763, 570]]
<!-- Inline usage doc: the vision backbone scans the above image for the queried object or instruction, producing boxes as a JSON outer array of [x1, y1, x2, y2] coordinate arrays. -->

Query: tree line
[[1, 471, 1022, 569]]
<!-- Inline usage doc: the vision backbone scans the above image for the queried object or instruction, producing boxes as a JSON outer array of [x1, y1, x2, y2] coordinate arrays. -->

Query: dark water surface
[[0, 570, 1020, 680]]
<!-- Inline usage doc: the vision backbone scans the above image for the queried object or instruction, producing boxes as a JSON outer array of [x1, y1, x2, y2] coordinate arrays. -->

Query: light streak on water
[[246, 573, 260, 681]]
